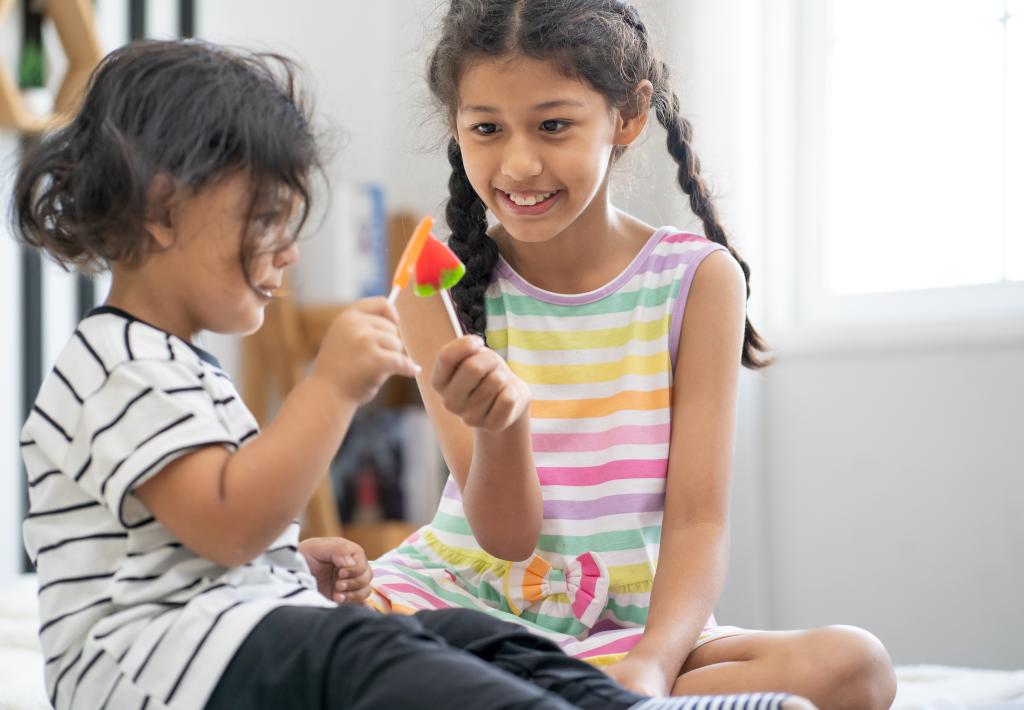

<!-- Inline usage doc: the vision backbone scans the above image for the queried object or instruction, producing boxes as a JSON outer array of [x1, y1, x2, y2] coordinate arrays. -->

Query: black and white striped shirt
[[21, 307, 332, 710]]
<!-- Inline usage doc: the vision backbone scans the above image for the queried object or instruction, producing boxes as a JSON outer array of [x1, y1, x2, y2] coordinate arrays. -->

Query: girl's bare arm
[[628, 250, 748, 677], [394, 284, 541, 561]]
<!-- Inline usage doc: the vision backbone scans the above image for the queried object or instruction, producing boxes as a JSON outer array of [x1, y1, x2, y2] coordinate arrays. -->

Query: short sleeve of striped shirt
[[65, 359, 238, 527]]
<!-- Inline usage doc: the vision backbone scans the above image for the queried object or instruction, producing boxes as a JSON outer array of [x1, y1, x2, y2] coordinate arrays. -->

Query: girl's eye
[[472, 123, 499, 135], [540, 119, 569, 133]]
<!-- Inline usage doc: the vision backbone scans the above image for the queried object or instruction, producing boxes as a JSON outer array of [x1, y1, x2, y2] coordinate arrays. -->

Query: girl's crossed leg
[[206, 604, 813, 710], [673, 626, 897, 710]]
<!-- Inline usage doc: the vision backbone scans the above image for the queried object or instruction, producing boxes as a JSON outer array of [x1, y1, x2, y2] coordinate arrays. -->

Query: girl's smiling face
[[455, 55, 639, 245]]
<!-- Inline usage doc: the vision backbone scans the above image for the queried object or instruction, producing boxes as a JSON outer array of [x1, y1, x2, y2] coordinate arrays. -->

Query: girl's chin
[[495, 217, 574, 245]]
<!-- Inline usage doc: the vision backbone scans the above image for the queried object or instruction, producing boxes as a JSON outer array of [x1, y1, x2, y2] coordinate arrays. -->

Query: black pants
[[206, 604, 647, 710]]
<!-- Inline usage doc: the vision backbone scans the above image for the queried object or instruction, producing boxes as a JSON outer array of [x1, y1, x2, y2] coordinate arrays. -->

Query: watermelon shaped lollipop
[[414, 234, 465, 335], [387, 216, 465, 335], [413, 236, 465, 297]]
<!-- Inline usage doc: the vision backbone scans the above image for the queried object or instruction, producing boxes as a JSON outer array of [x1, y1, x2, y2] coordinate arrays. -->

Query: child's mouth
[[496, 188, 562, 216]]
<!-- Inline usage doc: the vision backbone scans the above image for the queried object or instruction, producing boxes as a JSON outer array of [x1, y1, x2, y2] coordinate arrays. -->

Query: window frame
[[790, 0, 1024, 328]]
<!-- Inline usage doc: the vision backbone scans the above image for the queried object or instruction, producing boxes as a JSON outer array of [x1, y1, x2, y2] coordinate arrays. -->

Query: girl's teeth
[[507, 191, 554, 207]]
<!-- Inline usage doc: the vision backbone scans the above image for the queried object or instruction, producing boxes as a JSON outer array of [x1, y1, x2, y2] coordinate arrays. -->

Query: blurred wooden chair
[[242, 292, 346, 539], [242, 212, 421, 546]]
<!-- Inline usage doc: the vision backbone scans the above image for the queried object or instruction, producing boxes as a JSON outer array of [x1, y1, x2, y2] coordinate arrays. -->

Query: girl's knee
[[795, 625, 896, 710]]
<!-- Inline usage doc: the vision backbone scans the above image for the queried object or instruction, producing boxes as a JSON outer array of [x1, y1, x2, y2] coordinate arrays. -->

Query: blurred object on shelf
[[344, 521, 420, 562], [331, 407, 445, 527], [0, 0, 103, 133], [292, 182, 388, 305]]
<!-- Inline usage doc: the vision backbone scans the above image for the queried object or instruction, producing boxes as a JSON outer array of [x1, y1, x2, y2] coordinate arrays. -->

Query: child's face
[[454, 55, 623, 244], [162, 173, 300, 337]]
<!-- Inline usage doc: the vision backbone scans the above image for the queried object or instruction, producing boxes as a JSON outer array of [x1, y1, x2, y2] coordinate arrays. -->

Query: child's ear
[[614, 80, 654, 147], [143, 173, 178, 249]]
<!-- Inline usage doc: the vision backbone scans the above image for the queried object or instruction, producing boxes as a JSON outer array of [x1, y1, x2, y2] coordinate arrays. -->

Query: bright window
[[821, 0, 1023, 296]]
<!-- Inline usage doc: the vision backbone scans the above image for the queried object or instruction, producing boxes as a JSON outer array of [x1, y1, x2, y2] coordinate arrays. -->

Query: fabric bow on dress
[[503, 552, 610, 630]]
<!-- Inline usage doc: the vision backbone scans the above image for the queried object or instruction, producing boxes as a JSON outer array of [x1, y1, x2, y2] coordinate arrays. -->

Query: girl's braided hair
[[428, 0, 769, 368]]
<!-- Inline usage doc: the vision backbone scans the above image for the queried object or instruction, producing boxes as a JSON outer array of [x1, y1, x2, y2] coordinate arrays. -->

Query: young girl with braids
[[370, 2, 897, 708]]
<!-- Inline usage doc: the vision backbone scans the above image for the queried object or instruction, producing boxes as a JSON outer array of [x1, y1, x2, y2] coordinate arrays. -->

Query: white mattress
[[1, 574, 1021, 710]]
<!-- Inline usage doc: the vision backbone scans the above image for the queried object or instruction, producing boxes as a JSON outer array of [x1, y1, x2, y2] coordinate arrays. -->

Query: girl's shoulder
[[630, 227, 728, 290], [651, 228, 722, 253]]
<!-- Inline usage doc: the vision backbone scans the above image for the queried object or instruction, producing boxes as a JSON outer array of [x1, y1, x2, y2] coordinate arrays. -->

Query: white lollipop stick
[[440, 289, 463, 335]]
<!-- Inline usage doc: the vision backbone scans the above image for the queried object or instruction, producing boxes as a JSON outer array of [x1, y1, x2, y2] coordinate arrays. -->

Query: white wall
[[1, 9, 26, 583], [764, 340, 1024, 669], [660, 0, 1024, 670], [1, 131, 22, 582]]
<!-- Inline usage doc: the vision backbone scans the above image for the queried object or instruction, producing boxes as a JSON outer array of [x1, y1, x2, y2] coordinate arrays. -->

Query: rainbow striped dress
[[369, 228, 745, 664]]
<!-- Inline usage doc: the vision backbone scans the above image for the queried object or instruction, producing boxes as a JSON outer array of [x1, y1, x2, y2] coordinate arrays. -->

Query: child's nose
[[501, 135, 543, 181]]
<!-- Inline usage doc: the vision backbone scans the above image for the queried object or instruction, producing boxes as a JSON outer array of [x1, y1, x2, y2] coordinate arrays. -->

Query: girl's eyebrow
[[532, 99, 586, 111], [460, 99, 587, 114]]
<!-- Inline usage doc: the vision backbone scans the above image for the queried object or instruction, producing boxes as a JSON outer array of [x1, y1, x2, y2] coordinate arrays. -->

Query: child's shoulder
[[62, 308, 204, 393], [41, 307, 215, 416], [23, 307, 224, 464]]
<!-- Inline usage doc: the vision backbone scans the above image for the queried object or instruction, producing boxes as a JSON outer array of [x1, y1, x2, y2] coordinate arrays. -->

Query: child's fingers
[[333, 555, 357, 572], [336, 566, 372, 593], [460, 368, 507, 427], [482, 386, 525, 432], [379, 349, 421, 378], [373, 331, 405, 355], [439, 350, 499, 411], [298, 537, 337, 564], [364, 313, 403, 336], [346, 584, 371, 604], [432, 335, 485, 388], [330, 541, 365, 568], [351, 296, 400, 324], [335, 558, 365, 579], [335, 569, 372, 604]]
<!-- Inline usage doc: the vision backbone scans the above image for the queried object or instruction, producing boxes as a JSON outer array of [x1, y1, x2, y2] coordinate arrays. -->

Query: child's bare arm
[[618, 251, 747, 685], [136, 298, 419, 567], [395, 285, 541, 561]]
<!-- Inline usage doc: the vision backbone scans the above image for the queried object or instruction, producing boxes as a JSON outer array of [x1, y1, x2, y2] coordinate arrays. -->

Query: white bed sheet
[[1, 574, 1021, 710]]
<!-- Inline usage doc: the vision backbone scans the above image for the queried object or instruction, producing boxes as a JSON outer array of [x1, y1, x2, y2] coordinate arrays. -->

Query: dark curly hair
[[429, 0, 770, 368], [12, 40, 320, 292]]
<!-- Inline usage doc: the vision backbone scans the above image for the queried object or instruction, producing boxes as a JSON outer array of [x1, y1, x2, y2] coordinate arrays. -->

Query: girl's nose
[[501, 136, 543, 182]]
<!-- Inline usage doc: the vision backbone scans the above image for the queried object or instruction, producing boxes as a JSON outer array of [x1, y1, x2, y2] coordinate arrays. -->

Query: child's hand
[[298, 537, 372, 604], [604, 653, 674, 697], [432, 335, 531, 432], [314, 297, 420, 404]]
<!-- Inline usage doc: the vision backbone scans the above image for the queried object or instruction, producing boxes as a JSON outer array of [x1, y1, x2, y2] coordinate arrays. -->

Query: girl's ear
[[614, 80, 654, 147], [143, 173, 178, 249]]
